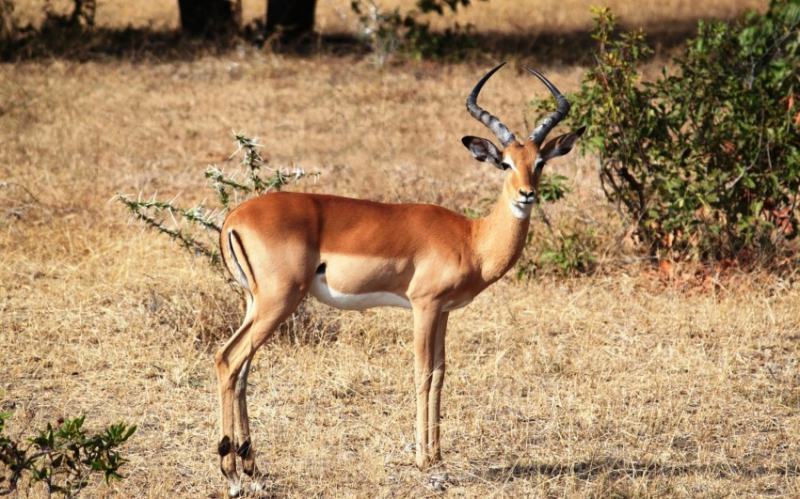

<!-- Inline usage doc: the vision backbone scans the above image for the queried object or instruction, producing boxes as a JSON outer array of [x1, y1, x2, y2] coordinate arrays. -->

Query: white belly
[[309, 274, 412, 311], [443, 297, 473, 311]]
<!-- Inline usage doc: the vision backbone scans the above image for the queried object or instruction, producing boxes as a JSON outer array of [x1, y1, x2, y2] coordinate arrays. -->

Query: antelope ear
[[538, 126, 586, 163], [461, 136, 504, 169]]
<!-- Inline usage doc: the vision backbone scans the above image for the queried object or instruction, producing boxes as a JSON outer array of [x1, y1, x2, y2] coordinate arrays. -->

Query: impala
[[215, 62, 584, 495]]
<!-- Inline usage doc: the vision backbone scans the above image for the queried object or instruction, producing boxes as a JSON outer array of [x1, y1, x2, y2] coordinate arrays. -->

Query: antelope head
[[462, 62, 586, 219]]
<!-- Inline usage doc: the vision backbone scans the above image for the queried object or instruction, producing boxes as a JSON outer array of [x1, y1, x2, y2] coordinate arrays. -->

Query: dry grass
[[6, 0, 768, 64], [12, 0, 768, 31], [3, 1, 799, 497]]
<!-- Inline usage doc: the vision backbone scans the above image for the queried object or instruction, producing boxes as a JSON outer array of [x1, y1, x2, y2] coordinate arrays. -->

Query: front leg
[[428, 311, 448, 464], [412, 302, 444, 469]]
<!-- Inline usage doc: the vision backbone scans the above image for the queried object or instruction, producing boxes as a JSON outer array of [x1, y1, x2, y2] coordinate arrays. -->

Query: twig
[[0, 181, 41, 204]]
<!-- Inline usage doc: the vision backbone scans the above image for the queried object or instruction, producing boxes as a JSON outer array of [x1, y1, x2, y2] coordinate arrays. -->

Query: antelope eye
[[499, 162, 512, 171]]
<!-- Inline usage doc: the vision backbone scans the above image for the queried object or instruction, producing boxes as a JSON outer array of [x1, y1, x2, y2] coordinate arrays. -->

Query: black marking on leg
[[316, 262, 326, 275], [237, 438, 252, 459], [218, 436, 232, 456]]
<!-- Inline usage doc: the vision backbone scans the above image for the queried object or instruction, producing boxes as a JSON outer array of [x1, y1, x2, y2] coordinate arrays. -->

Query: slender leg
[[216, 298, 299, 496], [234, 357, 258, 478], [412, 303, 442, 469], [428, 311, 448, 464], [216, 313, 254, 494]]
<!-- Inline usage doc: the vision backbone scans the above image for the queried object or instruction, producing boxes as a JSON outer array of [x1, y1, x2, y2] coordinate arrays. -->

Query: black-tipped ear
[[462, 136, 503, 169], [538, 126, 586, 163]]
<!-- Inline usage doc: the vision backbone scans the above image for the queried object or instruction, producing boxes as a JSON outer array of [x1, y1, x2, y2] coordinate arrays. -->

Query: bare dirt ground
[[4, 1, 799, 497]]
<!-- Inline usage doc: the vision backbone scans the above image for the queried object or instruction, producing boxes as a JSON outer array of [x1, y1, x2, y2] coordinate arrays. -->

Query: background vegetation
[[4, 0, 800, 497], [556, 2, 799, 271]]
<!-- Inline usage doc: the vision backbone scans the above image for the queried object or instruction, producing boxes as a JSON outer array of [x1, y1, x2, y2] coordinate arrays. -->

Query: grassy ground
[[13, 0, 768, 32], [4, 1, 799, 497]]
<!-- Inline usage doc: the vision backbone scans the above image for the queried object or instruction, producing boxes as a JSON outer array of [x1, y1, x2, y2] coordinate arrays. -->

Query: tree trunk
[[266, 0, 317, 40], [0, 0, 14, 42], [178, 0, 240, 38]]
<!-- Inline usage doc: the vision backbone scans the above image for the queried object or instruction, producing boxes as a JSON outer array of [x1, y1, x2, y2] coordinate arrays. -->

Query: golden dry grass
[[3, 1, 799, 497], [13, 0, 767, 34]]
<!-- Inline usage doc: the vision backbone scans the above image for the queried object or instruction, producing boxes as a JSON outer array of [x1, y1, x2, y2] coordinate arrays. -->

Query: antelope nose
[[519, 189, 534, 201]]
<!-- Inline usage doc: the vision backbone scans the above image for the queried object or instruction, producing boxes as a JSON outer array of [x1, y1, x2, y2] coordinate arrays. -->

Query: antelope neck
[[472, 189, 532, 285]]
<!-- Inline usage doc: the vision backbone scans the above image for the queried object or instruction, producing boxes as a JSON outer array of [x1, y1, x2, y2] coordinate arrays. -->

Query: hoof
[[227, 479, 267, 496], [429, 471, 450, 492]]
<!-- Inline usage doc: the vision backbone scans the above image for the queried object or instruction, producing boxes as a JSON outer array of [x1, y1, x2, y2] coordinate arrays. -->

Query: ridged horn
[[524, 66, 570, 146], [466, 62, 517, 148]]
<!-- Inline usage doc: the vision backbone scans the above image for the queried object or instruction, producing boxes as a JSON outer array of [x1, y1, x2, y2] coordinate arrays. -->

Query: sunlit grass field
[[12, 0, 767, 32], [5, 0, 798, 497]]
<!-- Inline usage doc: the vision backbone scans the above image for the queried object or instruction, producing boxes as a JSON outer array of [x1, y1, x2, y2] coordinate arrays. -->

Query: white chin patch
[[509, 200, 533, 219], [310, 275, 412, 311]]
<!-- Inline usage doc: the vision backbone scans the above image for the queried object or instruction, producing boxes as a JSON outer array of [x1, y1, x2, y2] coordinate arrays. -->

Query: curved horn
[[466, 62, 517, 148], [524, 66, 570, 146]]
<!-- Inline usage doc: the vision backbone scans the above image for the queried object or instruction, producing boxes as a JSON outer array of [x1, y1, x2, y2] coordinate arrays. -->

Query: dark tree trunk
[[178, 0, 240, 38], [266, 0, 317, 40], [0, 0, 14, 41]]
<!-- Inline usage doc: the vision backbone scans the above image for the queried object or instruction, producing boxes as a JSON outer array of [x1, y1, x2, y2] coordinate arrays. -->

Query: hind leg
[[234, 357, 258, 478], [216, 312, 253, 494], [216, 294, 302, 496]]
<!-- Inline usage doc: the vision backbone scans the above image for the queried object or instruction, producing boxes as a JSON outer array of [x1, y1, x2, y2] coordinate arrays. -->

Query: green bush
[[514, 176, 598, 278], [552, 1, 799, 269], [517, 223, 599, 278], [0, 408, 136, 497]]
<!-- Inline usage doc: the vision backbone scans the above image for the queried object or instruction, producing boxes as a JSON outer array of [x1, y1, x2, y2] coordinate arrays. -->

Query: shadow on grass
[[480, 457, 800, 482], [0, 16, 715, 64]]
